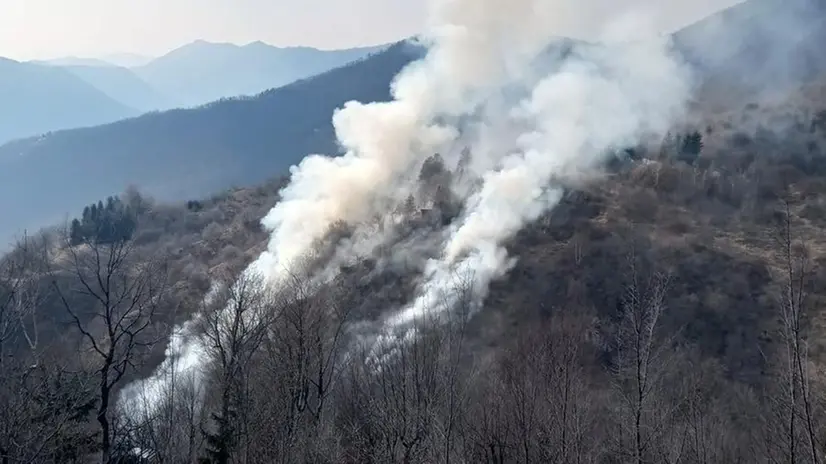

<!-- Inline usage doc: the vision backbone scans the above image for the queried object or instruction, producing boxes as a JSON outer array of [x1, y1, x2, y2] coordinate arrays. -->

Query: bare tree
[[199, 270, 276, 464], [360, 323, 446, 463], [608, 247, 677, 464], [434, 274, 476, 464], [537, 306, 603, 464], [122, 332, 207, 464], [246, 268, 352, 463], [50, 228, 170, 463], [338, 275, 480, 464], [0, 233, 99, 464], [462, 368, 512, 464], [671, 348, 745, 464], [759, 194, 822, 464]]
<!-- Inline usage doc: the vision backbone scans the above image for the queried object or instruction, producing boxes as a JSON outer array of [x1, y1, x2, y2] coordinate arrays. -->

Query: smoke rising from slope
[[256, 0, 572, 280], [383, 13, 691, 333], [121, 0, 693, 418]]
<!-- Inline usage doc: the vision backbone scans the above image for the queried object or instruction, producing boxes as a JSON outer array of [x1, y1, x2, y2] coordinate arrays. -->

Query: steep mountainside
[[0, 58, 137, 145], [674, 0, 826, 109], [132, 40, 389, 107]]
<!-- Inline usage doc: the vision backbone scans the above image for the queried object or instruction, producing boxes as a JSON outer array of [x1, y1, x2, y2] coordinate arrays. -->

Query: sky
[[0, 0, 742, 61]]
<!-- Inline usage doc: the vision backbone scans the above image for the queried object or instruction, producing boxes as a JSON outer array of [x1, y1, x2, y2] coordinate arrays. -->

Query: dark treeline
[[69, 196, 139, 245]]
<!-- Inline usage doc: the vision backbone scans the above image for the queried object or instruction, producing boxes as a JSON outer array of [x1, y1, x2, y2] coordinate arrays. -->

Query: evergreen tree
[[679, 130, 703, 165], [203, 408, 239, 464], [105, 196, 116, 213], [69, 195, 137, 246], [69, 219, 83, 246]]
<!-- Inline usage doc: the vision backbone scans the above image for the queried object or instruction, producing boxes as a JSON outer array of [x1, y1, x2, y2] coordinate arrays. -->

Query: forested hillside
[[4, 0, 826, 462], [3, 92, 826, 461]]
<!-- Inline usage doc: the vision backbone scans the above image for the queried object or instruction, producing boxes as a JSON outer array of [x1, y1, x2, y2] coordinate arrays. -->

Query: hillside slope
[[0, 58, 137, 145], [0, 42, 420, 243], [6, 92, 826, 462], [674, 0, 826, 109]]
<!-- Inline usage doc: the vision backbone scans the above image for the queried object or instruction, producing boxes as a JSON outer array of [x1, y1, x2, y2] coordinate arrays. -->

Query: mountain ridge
[[0, 58, 138, 146], [0, 41, 419, 243], [1, 0, 824, 243], [131, 40, 390, 107]]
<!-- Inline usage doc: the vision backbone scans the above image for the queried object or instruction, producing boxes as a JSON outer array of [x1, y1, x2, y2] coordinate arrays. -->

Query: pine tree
[[69, 219, 83, 245], [203, 408, 239, 464], [679, 130, 703, 165]]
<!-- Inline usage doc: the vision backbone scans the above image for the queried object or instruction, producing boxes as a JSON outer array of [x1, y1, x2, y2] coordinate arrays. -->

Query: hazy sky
[[0, 0, 741, 61]]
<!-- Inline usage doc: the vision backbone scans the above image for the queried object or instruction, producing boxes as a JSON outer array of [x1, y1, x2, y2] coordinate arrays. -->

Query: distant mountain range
[[101, 53, 154, 68], [59, 64, 177, 112], [130, 40, 389, 107], [0, 58, 136, 145], [0, 41, 419, 243], [0, 0, 824, 243], [0, 41, 388, 145]]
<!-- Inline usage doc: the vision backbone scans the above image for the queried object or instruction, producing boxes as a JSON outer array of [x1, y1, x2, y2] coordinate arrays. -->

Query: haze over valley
[[0, 39, 388, 146]]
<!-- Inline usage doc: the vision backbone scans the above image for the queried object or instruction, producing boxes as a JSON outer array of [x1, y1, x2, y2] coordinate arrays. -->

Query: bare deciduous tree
[[609, 248, 677, 464], [247, 267, 352, 463], [757, 193, 823, 464], [0, 234, 98, 464], [199, 270, 276, 464], [51, 228, 170, 463]]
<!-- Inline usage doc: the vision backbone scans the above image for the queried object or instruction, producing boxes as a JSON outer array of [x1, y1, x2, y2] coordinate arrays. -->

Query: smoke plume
[[379, 11, 691, 344], [121, 0, 693, 419]]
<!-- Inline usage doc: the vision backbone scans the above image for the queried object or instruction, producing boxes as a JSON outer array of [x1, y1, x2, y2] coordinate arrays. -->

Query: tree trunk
[[98, 379, 111, 464]]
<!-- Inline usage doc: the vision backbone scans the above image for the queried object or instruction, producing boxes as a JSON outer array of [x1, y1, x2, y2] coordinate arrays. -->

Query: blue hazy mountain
[[0, 41, 418, 243], [132, 40, 389, 107], [0, 57, 137, 145]]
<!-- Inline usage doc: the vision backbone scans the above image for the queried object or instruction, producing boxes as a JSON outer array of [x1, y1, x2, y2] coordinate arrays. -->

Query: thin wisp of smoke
[[120, 0, 693, 419]]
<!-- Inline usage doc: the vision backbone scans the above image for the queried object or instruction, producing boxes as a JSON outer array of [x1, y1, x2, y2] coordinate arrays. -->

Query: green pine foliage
[[69, 195, 137, 246]]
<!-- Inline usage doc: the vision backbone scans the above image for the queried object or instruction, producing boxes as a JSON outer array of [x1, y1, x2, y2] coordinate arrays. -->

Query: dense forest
[[2, 89, 826, 463]]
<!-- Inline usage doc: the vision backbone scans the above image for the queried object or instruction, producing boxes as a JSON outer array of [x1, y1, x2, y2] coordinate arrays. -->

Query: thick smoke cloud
[[121, 0, 693, 415], [255, 0, 569, 281], [383, 13, 691, 334]]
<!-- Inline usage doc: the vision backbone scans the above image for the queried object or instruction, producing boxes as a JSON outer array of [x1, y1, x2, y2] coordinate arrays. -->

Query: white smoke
[[385, 13, 692, 333], [120, 0, 693, 420]]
